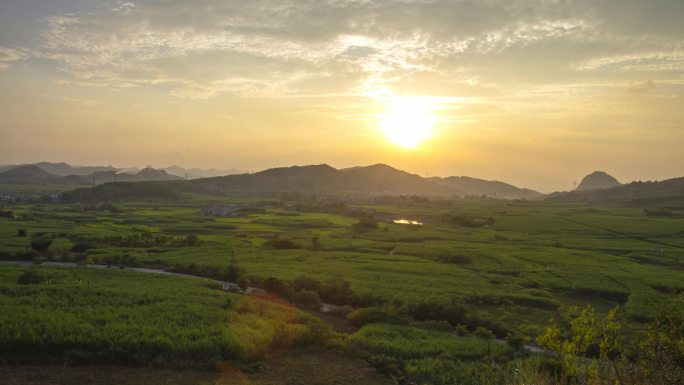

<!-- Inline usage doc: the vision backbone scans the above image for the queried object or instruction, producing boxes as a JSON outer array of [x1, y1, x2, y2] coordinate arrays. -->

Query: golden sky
[[1, 0, 683, 191]]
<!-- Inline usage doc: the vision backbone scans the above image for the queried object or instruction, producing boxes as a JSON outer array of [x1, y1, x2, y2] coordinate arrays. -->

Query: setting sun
[[378, 98, 435, 148]]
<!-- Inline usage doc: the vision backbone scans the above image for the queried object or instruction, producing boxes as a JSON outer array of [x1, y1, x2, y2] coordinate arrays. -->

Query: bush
[[71, 243, 92, 253], [17, 229, 27, 237], [408, 301, 468, 326], [329, 305, 354, 317], [351, 218, 378, 232], [347, 306, 413, 328], [413, 320, 454, 332], [0, 210, 14, 218], [505, 332, 527, 350], [291, 275, 321, 292], [264, 238, 301, 250], [237, 277, 250, 291], [262, 277, 293, 299], [292, 290, 323, 310], [17, 269, 46, 285], [30, 237, 53, 254]]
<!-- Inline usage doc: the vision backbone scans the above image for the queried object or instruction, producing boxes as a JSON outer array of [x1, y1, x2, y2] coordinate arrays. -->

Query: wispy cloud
[[0, 46, 27, 70]]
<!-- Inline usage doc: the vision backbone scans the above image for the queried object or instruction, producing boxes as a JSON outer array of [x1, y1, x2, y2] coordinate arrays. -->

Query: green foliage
[[29, 237, 53, 254], [0, 266, 240, 367], [291, 290, 323, 310], [262, 277, 293, 300], [291, 275, 321, 292], [237, 276, 250, 291], [0, 210, 14, 218], [441, 212, 495, 227], [351, 218, 378, 232], [537, 305, 622, 383], [505, 332, 528, 350], [70, 242, 92, 253], [347, 306, 413, 328], [17, 268, 46, 285], [349, 323, 511, 385], [263, 238, 301, 250]]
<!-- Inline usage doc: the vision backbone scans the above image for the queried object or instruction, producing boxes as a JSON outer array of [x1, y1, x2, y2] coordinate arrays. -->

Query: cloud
[[626, 79, 655, 94], [24, 0, 684, 104], [0, 46, 27, 70]]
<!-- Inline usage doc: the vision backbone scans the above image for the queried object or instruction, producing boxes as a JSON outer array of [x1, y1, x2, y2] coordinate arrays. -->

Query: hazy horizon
[[2, 158, 680, 194], [1, 0, 683, 192]]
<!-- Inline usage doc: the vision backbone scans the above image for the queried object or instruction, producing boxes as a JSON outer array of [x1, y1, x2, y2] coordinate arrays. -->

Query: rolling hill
[[430, 176, 542, 199], [0, 165, 58, 184], [576, 171, 621, 191], [0, 165, 181, 185], [4, 161, 549, 199], [187, 163, 453, 196], [548, 176, 684, 205]]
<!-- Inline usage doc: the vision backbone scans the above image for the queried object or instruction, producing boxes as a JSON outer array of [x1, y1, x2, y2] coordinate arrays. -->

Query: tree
[[308, 235, 323, 250], [223, 257, 242, 282], [622, 296, 684, 385], [474, 327, 495, 357], [505, 332, 527, 350], [536, 305, 622, 385], [30, 237, 53, 254], [292, 290, 323, 310], [237, 277, 250, 292], [262, 277, 293, 300], [291, 275, 321, 292], [17, 269, 45, 285]]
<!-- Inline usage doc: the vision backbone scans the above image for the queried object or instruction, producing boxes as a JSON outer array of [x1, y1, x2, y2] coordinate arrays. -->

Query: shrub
[[347, 306, 413, 328], [351, 218, 378, 232], [291, 275, 321, 292], [17, 229, 27, 237], [264, 238, 301, 250], [71, 243, 92, 253], [413, 320, 454, 332], [184, 234, 200, 246], [237, 277, 250, 291], [17, 269, 46, 285], [408, 301, 468, 326], [505, 332, 527, 350], [329, 305, 354, 317], [0, 210, 14, 218], [319, 278, 357, 305], [292, 290, 323, 310], [30, 237, 53, 254], [262, 277, 293, 300]]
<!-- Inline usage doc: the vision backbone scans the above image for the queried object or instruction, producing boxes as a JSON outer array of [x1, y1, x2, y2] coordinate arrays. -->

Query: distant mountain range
[[9, 162, 681, 204], [29, 162, 544, 200], [0, 162, 243, 184], [181, 163, 541, 198], [0, 165, 181, 184], [430, 176, 541, 199]]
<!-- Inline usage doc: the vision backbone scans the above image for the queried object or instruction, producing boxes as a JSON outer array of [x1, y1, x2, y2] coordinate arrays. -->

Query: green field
[[1, 189, 683, 383]]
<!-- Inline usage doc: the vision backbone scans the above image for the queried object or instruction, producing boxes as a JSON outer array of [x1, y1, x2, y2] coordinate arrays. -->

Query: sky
[[0, 0, 683, 192]]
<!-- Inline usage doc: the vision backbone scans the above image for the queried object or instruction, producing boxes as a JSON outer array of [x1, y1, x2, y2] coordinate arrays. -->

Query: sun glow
[[378, 97, 436, 148]]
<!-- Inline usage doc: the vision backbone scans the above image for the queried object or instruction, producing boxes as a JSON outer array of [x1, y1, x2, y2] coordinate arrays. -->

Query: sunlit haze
[[1, 0, 683, 191], [379, 97, 435, 148]]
